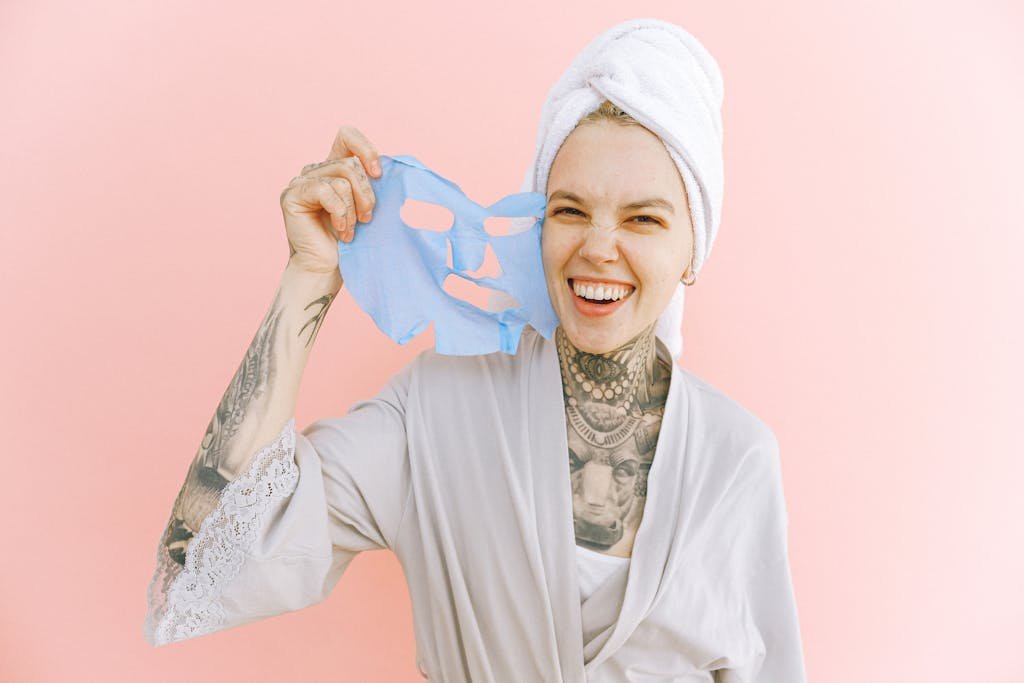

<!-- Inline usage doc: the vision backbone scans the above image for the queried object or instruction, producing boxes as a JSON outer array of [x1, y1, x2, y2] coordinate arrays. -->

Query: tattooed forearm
[[299, 295, 333, 348], [167, 311, 281, 535], [162, 269, 339, 565]]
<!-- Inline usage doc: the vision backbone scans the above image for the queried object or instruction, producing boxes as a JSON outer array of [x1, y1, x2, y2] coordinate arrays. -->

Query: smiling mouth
[[568, 278, 635, 305]]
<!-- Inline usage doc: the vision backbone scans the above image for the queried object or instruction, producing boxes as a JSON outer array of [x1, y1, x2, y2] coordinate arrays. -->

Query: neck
[[555, 324, 667, 416]]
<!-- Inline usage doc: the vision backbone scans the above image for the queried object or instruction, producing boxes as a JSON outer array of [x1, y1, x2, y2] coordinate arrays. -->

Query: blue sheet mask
[[337, 154, 559, 355]]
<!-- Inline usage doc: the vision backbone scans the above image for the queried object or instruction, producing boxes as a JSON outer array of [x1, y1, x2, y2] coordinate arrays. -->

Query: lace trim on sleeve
[[143, 418, 299, 646]]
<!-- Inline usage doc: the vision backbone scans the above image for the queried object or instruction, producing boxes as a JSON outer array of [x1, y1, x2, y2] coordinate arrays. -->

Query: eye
[[631, 215, 662, 226], [552, 207, 585, 217], [614, 460, 637, 484], [568, 449, 585, 473]]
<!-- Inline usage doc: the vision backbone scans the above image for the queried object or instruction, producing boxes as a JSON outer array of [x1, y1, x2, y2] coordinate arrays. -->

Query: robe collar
[[528, 328, 692, 679]]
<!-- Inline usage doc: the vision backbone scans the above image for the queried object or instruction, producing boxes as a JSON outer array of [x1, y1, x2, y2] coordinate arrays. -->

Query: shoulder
[[401, 326, 544, 390], [676, 366, 780, 461], [674, 368, 789, 525]]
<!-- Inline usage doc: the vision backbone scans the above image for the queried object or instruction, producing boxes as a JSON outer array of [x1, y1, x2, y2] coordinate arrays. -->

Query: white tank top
[[575, 543, 631, 602]]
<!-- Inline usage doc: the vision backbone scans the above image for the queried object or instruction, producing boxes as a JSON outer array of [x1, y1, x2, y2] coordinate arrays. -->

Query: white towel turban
[[520, 17, 725, 360]]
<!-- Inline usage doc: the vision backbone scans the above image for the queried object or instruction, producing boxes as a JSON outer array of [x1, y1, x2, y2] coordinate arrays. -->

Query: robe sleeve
[[715, 433, 808, 682], [143, 364, 412, 647]]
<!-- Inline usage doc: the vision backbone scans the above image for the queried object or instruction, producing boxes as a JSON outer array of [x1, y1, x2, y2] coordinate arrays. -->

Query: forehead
[[547, 121, 685, 201]]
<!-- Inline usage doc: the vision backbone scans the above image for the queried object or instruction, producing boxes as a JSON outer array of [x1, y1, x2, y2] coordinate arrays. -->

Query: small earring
[[682, 246, 697, 286]]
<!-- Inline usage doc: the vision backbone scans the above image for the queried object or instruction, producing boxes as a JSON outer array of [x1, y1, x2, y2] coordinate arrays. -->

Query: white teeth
[[572, 280, 633, 301]]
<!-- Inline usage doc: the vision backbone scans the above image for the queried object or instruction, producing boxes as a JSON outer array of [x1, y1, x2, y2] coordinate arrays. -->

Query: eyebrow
[[547, 190, 676, 215]]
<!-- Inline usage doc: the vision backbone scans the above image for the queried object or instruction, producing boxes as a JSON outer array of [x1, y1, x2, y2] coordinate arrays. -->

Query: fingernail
[[372, 160, 381, 176], [360, 211, 372, 222]]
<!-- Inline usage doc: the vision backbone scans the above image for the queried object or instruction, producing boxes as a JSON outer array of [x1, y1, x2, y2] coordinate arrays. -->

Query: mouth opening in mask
[[444, 273, 521, 311]]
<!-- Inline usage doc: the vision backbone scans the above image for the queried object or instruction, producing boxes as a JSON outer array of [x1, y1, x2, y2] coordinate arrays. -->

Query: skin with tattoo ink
[[556, 323, 671, 558], [161, 287, 335, 566], [159, 124, 378, 568], [541, 116, 693, 559]]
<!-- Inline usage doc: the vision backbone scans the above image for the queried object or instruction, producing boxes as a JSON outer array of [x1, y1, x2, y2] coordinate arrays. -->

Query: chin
[[560, 321, 627, 355]]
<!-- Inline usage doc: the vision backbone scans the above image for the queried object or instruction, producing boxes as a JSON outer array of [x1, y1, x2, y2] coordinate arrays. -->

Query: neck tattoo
[[556, 326, 657, 448]]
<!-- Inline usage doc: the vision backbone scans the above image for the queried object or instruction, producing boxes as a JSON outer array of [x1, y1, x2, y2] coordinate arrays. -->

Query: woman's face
[[542, 120, 694, 354]]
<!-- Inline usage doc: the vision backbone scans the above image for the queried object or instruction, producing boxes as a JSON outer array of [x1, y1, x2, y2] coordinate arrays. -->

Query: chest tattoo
[[556, 327, 670, 555]]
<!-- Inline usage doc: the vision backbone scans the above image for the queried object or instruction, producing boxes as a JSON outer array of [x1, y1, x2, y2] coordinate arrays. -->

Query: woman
[[144, 19, 806, 682]]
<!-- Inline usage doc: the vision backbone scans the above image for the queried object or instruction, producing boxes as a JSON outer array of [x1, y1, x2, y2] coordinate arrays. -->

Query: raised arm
[[162, 261, 341, 566], [163, 123, 381, 563], [146, 127, 393, 647]]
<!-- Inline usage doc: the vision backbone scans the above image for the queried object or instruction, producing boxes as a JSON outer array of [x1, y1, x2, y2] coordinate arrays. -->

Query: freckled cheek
[[541, 231, 579, 273], [622, 245, 683, 293], [616, 243, 660, 288]]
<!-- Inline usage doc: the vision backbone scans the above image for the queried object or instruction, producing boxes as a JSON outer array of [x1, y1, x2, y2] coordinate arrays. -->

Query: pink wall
[[2, 0, 1021, 680]]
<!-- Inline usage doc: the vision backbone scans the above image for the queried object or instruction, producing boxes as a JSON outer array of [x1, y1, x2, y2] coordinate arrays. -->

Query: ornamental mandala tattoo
[[557, 324, 671, 553]]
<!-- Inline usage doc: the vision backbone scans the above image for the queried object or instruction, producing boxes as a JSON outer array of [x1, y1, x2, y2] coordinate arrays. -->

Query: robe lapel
[[581, 338, 693, 674], [529, 331, 691, 679], [528, 332, 587, 683]]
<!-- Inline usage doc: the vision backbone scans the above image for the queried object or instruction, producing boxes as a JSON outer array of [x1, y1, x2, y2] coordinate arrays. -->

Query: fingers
[[283, 173, 355, 241], [305, 176, 356, 241], [299, 155, 376, 224], [282, 125, 382, 245], [326, 125, 382, 179]]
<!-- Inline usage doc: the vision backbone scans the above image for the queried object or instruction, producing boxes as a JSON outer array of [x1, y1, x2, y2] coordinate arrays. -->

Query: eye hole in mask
[[483, 216, 535, 237], [337, 154, 559, 355], [400, 198, 454, 233]]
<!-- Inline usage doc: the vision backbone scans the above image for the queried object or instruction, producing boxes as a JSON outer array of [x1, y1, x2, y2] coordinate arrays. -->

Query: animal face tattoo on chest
[[556, 325, 671, 554]]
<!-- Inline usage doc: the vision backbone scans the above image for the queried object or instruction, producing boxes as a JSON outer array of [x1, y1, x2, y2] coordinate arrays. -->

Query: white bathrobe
[[144, 327, 806, 682]]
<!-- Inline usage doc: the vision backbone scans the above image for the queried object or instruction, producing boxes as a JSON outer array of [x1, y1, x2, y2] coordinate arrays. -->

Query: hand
[[280, 125, 381, 276]]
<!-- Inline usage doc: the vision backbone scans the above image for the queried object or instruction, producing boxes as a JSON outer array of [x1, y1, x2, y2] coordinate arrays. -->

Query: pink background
[[2, 0, 1021, 680]]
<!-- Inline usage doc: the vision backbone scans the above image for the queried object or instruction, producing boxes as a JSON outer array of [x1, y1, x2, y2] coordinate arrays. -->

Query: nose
[[582, 462, 614, 508], [447, 232, 486, 272], [577, 222, 619, 265]]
